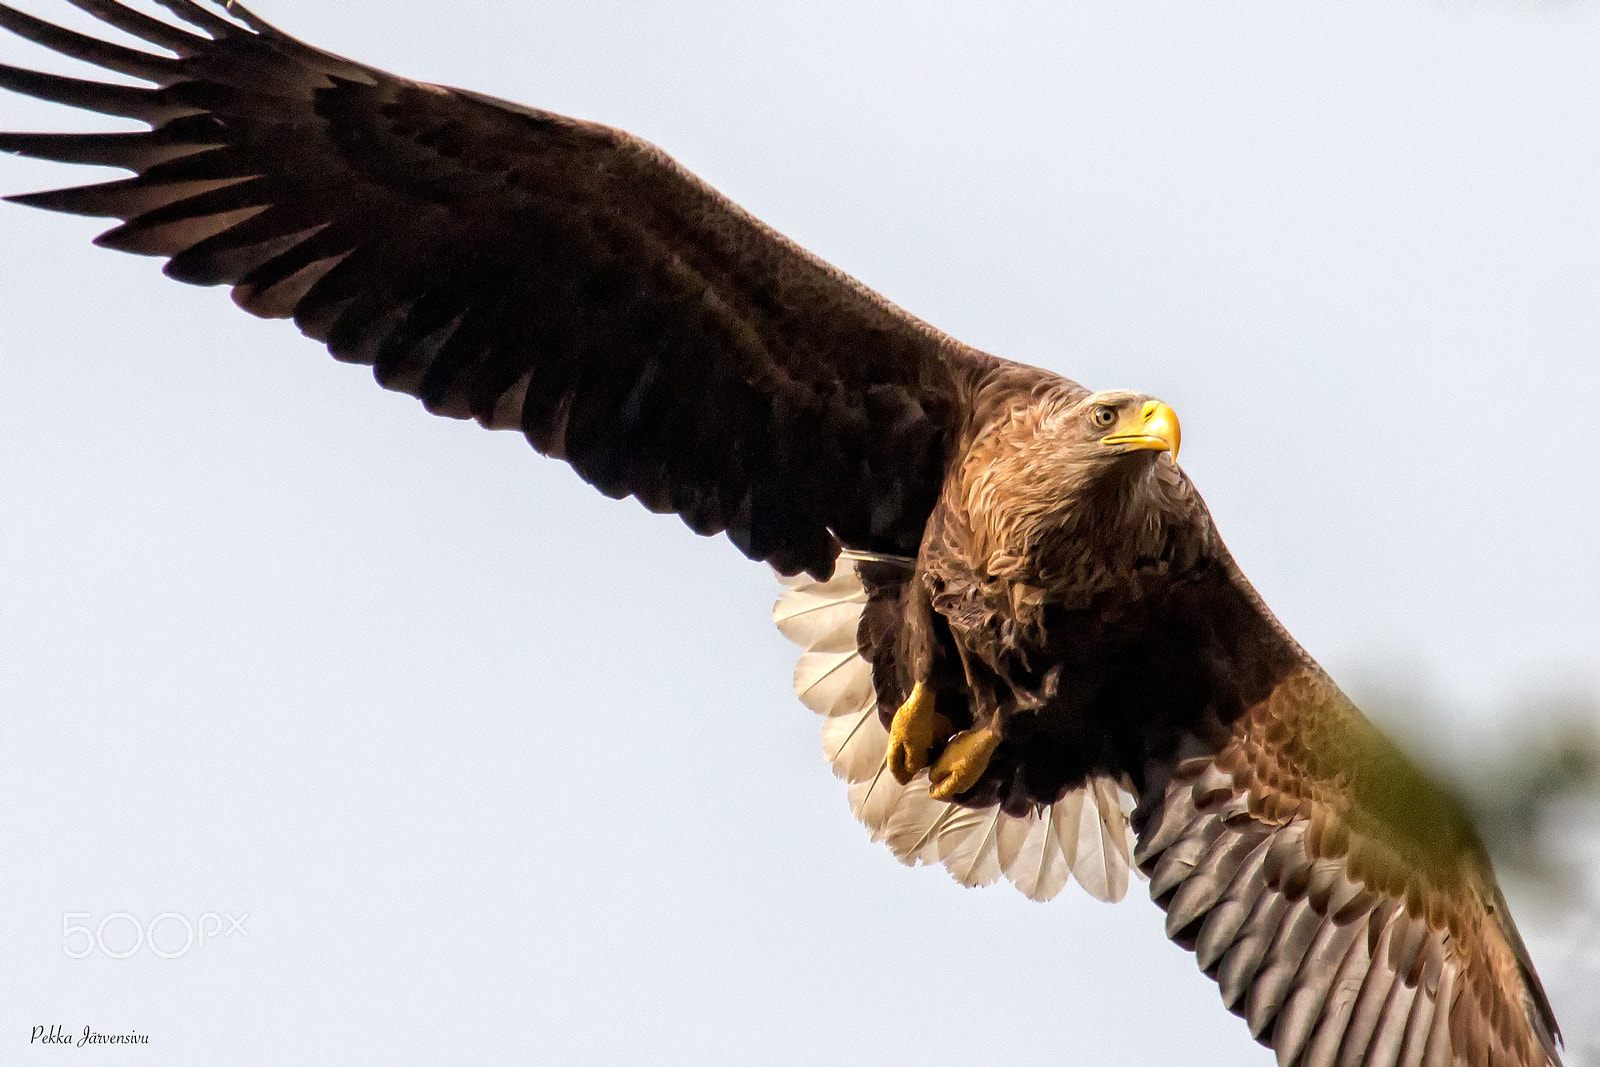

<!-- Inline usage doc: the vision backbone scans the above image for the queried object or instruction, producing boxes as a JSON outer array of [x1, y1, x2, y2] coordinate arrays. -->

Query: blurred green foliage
[[1358, 683, 1600, 895], [1460, 700, 1600, 891], [1360, 682, 1600, 1064]]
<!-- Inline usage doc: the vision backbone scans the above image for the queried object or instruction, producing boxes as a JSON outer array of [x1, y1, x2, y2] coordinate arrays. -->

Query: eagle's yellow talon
[[886, 682, 951, 785], [928, 726, 1001, 799]]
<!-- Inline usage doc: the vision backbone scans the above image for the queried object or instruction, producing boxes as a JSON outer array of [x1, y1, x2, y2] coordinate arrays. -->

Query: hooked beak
[[1103, 400, 1181, 462]]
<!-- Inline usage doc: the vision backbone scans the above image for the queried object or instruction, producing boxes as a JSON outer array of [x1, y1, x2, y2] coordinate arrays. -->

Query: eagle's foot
[[886, 682, 952, 785], [928, 725, 1001, 799]]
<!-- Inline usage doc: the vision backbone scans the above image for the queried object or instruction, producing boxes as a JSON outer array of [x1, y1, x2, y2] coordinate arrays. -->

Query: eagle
[[0, 3, 1566, 1064]]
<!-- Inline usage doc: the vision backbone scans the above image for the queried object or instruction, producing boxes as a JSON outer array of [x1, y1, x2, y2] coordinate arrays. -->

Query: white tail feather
[[1071, 778, 1134, 902], [884, 786, 959, 865], [773, 560, 1137, 903], [792, 649, 875, 717], [773, 570, 867, 650], [938, 805, 1007, 888], [820, 705, 888, 782], [847, 764, 907, 834], [1007, 808, 1071, 902]]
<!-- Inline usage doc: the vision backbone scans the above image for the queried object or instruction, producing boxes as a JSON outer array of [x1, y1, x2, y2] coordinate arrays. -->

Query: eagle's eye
[[1091, 405, 1117, 429]]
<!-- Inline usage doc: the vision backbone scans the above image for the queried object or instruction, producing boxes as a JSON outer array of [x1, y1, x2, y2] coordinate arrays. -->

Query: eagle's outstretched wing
[[1133, 560, 1564, 1067], [0, 0, 993, 577]]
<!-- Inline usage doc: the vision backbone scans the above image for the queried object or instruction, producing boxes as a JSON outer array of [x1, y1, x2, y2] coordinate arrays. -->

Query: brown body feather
[[0, 3, 1564, 1064]]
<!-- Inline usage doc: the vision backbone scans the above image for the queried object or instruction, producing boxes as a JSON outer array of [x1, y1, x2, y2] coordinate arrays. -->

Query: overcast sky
[[2, 1, 1598, 1063]]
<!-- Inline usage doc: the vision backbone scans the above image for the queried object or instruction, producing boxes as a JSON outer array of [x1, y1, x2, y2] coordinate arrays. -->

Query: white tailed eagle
[[0, 3, 1564, 1064]]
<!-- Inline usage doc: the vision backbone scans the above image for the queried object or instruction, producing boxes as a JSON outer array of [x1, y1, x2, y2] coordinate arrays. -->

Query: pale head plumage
[[956, 387, 1207, 598]]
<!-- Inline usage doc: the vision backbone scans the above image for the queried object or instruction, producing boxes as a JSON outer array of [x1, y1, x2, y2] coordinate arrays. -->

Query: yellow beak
[[1104, 400, 1181, 461]]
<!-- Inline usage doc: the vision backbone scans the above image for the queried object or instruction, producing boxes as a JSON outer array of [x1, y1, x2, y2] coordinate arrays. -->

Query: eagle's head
[[1044, 389, 1192, 541], [1018, 388, 1184, 494], [967, 387, 1203, 589], [1081, 390, 1184, 460], [1070, 389, 1182, 467]]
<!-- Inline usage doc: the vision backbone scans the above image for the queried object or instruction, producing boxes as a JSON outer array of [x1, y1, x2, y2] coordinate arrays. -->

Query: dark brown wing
[[0, 0, 993, 576], [1135, 558, 1563, 1067]]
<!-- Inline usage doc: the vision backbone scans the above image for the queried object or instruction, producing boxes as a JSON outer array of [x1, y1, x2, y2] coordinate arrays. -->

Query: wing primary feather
[[1164, 823, 1270, 939], [9, 173, 253, 218], [96, 172, 271, 228], [148, 0, 244, 37], [1134, 761, 1206, 867], [1245, 897, 1324, 1039], [1336, 907, 1408, 1067], [1272, 917, 1363, 1067], [1384, 913, 1429, 980], [236, 249, 347, 320], [96, 201, 267, 256], [1358, 945, 1423, 1067], [1391, 951, 1440, 1067], [1149, 812, 1221, 900], [1305, 858, 1350, 915], [1215, 832, 1313, 1008], [1263, 820, 1313, 892], [0, 62, 190, 122], [1419, 964, 1458, 1067], [1302, 913, 1378, 1067], [0, 130, 214, 170], [0, 4, 180, 82], [239, 223, 354, 301], [1218, 891, 1289, 1011], [130, 143, 264, 186], [215, 0, 377, 79], [219, 0, 278, 34], [165, 218, 328, 287], [64, 0, 211, 53], [1194, 836, 1273, 972]]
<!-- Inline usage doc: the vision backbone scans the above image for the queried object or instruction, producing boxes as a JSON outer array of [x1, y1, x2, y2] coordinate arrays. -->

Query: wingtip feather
[[0, 4, 180, 82]]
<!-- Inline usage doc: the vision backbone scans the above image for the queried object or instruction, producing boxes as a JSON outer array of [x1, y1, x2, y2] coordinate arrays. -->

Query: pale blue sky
[[2, 2, 1597, 1063]]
